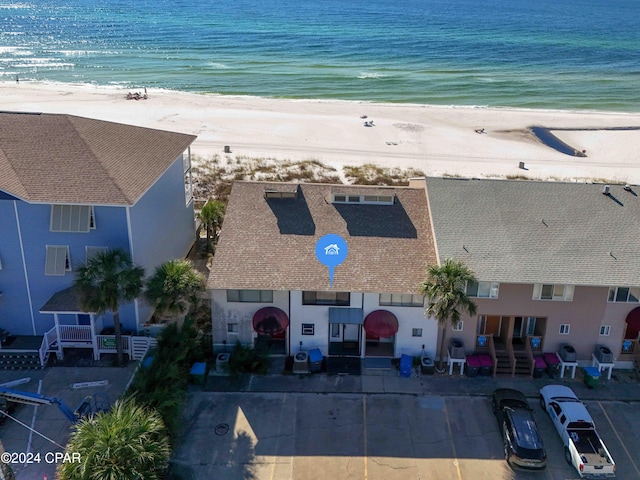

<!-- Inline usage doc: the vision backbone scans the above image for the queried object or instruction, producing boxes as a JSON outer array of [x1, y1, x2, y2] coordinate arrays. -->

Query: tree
[[74, 248, 144, 366], [419, 258, 477, 372], [57, 398, 170, 480], [144, 259, 206, 329], [198, 200, 225, 251]]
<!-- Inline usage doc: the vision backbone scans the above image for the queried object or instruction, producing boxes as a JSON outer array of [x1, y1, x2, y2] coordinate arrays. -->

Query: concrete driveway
[[171, 392, 640, 480]]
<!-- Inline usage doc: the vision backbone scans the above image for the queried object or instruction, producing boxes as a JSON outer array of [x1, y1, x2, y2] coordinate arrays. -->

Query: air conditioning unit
[[559, 344, 576, 362], [216, 353, 230, 374], [293, 351, 309, 374], [594, 345, 613, 363], [449, 339, 465, 359]]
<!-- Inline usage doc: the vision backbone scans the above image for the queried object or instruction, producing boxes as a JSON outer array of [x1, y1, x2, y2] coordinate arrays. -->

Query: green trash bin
[[583, 366, 601, 389]]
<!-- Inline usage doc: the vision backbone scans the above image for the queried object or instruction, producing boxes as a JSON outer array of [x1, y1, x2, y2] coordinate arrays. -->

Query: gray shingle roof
[[0, 112, 196, 205], [207, 181, 437, 293], [425, 177, 640, 286]]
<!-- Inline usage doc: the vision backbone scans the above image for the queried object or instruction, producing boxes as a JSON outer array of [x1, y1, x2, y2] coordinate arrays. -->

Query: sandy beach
[[3, 82, 640, 184]]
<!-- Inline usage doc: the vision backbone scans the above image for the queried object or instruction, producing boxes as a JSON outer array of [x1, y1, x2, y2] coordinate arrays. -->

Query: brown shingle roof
[[207, 181, 437, 293], [0, 112, 196, 205]]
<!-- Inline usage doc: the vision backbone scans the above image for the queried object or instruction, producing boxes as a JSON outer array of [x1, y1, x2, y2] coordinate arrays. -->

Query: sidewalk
[[202, 358, 640, 402]]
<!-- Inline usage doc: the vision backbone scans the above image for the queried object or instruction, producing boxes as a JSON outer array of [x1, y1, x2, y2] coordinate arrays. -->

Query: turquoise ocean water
[[1, 0, 639, 111]]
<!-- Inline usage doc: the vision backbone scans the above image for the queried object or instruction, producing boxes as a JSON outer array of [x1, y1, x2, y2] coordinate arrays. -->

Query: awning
[[328, 307, 363, 325], [40, 287, 90, 314], [364, 310, 399, 337], [252, 307, 289, 335], [625, 306, 640, 339]]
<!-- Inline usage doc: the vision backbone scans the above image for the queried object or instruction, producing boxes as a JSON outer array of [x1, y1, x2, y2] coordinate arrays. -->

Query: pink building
[[421, 177, 640, 373]]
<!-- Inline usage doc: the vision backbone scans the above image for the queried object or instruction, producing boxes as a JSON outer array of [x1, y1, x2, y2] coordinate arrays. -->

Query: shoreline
[[11, 79, 640, 117], [3, 81, 640, 184]]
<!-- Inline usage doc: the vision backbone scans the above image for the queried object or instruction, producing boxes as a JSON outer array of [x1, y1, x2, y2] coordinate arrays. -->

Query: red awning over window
[[252, 307, 289, 335], [364, 310, 399, 338], [625, 306, 640, 339]]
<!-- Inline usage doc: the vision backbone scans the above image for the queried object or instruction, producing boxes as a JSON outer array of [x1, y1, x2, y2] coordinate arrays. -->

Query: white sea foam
[[357, 72, 385, 79], [206, 62, 230, 69]]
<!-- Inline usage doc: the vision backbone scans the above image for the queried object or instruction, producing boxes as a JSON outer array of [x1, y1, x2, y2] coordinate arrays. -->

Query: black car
[[492, 388, 547, 469]]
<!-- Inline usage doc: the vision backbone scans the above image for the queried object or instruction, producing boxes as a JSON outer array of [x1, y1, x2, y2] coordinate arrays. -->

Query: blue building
[[0, 112, 196, 363]]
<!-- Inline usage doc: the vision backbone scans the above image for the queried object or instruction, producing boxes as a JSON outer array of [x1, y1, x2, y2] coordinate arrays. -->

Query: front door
[[329, 324, 361, 356], [343, 324, 359, 343]]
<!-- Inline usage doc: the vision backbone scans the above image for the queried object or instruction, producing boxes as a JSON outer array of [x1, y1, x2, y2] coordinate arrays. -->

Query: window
[[301, 324, 315, 335], [452, 321, 463, 332], [226, 290, 273, 303], [45, 245, 71, 276], [379, 293, 424, 307], [466, 281, 499, 298], [412, 328, 423, 337], [265, 190, 297, 199], [599, 325, 611, 336], [227, 323, 238, 333], [559, 324, 570, 335], [183, 152, 193, 205], [85, 246, 107, 262], [331, 324, 340, 337], [50, 205, 92, 232], [533, 284, 574, 301], [608, 286, 640, 303], [302, 291, 350, 306], [332, 194, 394, 205]]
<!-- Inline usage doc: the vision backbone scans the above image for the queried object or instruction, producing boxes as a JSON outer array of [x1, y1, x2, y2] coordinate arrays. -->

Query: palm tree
[[419, 258, 477, 372], [198, 200, 225, 251], [57, 398, 170, 480], [144, 259, 206, 329], [74, 248, 144, 366]]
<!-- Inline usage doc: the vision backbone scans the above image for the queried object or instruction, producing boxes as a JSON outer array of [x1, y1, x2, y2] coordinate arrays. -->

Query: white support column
[[90, 313, 99, 360], [54, 313, 63, 360]]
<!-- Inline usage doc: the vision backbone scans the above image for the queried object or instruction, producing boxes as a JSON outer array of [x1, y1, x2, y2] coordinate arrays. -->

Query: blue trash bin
[[399, 354, 413, 378]]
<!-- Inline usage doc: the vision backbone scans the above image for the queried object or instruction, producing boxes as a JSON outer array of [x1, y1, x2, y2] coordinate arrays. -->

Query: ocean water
[[1, 0, 639, 111]]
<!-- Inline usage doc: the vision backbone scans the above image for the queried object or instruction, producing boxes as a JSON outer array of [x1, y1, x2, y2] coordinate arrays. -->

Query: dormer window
[[332, 193, 394, 205], [264, 185, 299, 199]]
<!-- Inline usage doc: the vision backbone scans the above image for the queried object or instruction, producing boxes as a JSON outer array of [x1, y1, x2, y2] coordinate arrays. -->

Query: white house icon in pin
[[324, 244, 340, 255]]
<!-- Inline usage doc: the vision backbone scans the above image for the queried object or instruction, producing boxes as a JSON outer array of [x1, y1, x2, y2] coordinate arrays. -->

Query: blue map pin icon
[[315, 234, 348, 287]]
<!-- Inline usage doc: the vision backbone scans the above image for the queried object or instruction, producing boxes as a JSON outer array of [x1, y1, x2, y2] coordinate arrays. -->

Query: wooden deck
[[0, 335, 42, 352]]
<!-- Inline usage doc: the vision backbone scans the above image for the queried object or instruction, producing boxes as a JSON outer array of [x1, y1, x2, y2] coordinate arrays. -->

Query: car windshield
[[509, 410, 544, 450], [552, 396, 579, 403]]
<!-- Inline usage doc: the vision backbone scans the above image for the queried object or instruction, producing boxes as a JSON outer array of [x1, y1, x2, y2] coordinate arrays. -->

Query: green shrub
[[227, 342, 269, 377]]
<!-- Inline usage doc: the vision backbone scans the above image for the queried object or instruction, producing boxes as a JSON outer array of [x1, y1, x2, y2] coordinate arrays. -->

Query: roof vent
[[602, 185, 610, 195]]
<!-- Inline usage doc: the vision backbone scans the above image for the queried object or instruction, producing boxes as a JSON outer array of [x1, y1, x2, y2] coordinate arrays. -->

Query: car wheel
[[564, 446, 572, 465], [539, 395, 546, 410]]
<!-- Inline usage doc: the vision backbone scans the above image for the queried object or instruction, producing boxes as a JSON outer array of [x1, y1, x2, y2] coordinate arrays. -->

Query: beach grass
[[191, 155, 426, 203]]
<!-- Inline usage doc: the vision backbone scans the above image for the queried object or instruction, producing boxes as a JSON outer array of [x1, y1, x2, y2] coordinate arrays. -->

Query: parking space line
[[362, 396, 368, 480], [269, 393, 289, 480], [443, 399, 463, 480], [597, 401, 640, 478]]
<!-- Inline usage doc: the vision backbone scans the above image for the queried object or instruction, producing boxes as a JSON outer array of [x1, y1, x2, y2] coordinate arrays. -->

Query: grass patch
[[344, 163, 425, 186]]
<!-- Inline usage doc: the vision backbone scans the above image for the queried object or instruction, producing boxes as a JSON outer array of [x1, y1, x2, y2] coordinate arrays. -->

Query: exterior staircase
[[493, 347, 531, 376], [512, 350, 531, 375], [494, 350, 512, 375]]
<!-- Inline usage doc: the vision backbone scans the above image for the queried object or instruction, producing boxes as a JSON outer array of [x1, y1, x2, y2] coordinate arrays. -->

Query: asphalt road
[[171, 392, 640, 480]]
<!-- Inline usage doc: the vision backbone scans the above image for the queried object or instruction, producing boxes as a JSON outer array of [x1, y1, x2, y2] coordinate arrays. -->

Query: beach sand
[[3, 82, 640, 184]]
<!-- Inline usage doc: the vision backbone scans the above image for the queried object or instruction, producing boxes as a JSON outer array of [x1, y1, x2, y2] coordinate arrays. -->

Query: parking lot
[[172, 392, 640, 480]]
